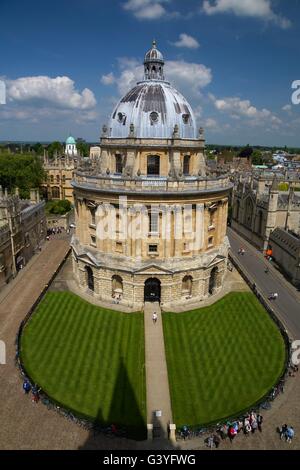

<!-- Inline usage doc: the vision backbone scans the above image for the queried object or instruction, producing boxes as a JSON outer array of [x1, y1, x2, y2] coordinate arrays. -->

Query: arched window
[[112, 275, 123, 298], [115, 154, 123, 174], [56, 175, 60, 183], [209, 267, 218, 295], [244, 198, 254, 228], [183, 155, 190, 175], [147, 155, 160, 176], [236, 200, 240, 221], [85, 266, 94, 292], [258, 210, 263, 235], [182, 275, 192, 297], [52, 186, 60, 199]]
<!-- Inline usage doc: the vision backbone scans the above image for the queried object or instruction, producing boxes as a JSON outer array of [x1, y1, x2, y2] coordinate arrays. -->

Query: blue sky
[[0, 0, 300, 146]]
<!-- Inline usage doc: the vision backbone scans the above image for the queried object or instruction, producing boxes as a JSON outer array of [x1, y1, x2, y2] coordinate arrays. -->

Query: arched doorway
[[112, 275, 123, 299], [182, 275, 192, 297], [144, 278, 161, 302], [85, 266, 94, 292], [209, 267, 218, 295]]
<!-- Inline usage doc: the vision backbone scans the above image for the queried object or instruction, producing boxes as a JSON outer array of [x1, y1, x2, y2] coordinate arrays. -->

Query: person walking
[[23, 379, 31, 394], [257, 414, 263, 432], [286, 427, 294, 443], [152, 312, 158, 324]]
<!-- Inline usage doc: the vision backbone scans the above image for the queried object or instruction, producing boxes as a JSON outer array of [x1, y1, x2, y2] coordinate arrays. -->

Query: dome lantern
[[144, 40, 165, 81]]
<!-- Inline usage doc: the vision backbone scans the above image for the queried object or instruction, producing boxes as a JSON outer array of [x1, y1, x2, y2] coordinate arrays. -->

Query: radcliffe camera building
[[71, 42, 232, 310]]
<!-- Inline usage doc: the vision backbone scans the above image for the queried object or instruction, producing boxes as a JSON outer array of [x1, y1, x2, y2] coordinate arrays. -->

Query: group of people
[[279, 424, 295, 443], [23, 379, 41, 404], [238, 248, 246, 255], [217, 412, 263, 445], [46, 226, 67, 240]]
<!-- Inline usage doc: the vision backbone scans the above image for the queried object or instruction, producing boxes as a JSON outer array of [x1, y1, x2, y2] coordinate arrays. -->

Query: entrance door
[[144, 278, 161, 302]]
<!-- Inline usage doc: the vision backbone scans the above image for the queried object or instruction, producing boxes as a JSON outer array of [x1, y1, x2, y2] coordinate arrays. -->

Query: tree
[[0, 152, 45, 198], [47, 141, 63, 158], [239, 145, 253, 159], [32, 142, 44, 156], [46, 199, 72, 215], [76, 141, 89, 158], [251, 150, 263, 165]]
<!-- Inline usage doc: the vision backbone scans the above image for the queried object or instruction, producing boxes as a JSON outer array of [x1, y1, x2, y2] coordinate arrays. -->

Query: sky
[[0, 0, 300, 146]]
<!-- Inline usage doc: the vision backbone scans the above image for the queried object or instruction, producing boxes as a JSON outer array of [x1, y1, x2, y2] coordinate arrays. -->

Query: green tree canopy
[[76, 141, 89, 158], [0, 152, 45, 199], [46, 199, 72, 215], [47, 141, 63, 158], [238, 145, 253, 159]]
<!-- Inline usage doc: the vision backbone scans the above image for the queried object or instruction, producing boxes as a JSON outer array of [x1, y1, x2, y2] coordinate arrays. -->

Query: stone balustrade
[[73, 173, 232, 194]]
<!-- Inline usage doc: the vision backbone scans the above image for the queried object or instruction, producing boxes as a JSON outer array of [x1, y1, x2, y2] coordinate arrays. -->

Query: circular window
[[118, 112, 124, 122], [182, 114, 190, 124], [150, 111, 159, 123]]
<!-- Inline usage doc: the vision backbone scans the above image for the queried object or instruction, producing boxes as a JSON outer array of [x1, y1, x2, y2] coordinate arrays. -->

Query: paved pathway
[[144, 302, 173, 440]]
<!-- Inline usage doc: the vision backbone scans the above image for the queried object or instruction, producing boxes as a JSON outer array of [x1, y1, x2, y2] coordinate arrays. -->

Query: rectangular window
[[183, 242, 190, 252], [183, 155, 190, 175], [90, 208, 96, 226], [115, 154, 123, 174], [90, 235, 96, 246], [116, 241, 123, 253], [208, 236, 214, 247], [148, 244, 158, 253], [149, 211, 159, 234], [147, 155, 160, 176]]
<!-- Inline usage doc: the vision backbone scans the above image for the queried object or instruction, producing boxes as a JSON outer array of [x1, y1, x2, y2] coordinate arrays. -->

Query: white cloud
[[0, 105, 99, 124], [123, 0, 168, 20], [7, 76, 96, 110], [211, 94, 281, 127], [202, 0, 291, 29], [101, 57, 212, 99], [172, 33, 200, 49], [203, 118, 218, 129], [101, 72, 116, 85], [282, 104, 292, 112]]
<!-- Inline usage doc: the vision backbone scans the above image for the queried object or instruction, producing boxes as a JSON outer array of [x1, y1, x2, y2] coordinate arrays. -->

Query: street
[[228, 227, 300, 340]]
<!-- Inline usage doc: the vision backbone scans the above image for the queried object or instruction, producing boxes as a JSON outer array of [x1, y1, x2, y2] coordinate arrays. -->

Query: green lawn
[[163, 292, 286, 427], [21, 291, 146, 436]]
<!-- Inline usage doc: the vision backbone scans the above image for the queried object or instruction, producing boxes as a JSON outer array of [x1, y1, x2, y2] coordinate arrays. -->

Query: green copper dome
[[66, 136, 76, 144]]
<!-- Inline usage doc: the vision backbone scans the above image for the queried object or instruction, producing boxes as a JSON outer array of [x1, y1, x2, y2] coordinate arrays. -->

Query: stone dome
[[144, 40, 164, 63], [109, 81, 197, 139], [107, 42, 197, 140]]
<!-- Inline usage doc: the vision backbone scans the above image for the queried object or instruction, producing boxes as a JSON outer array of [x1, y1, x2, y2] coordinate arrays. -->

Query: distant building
[[0, 187, 46, 288], [231, 173, 300, 251], [89, 146, 101, 159], [41, 136, 80, 203], [65, 135, 78, 157], [269, 228, 300, 288]]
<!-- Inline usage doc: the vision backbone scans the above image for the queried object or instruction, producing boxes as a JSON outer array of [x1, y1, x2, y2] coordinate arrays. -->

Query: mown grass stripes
[[162, 292, 286, 427], [20, 291, 146, 434]]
